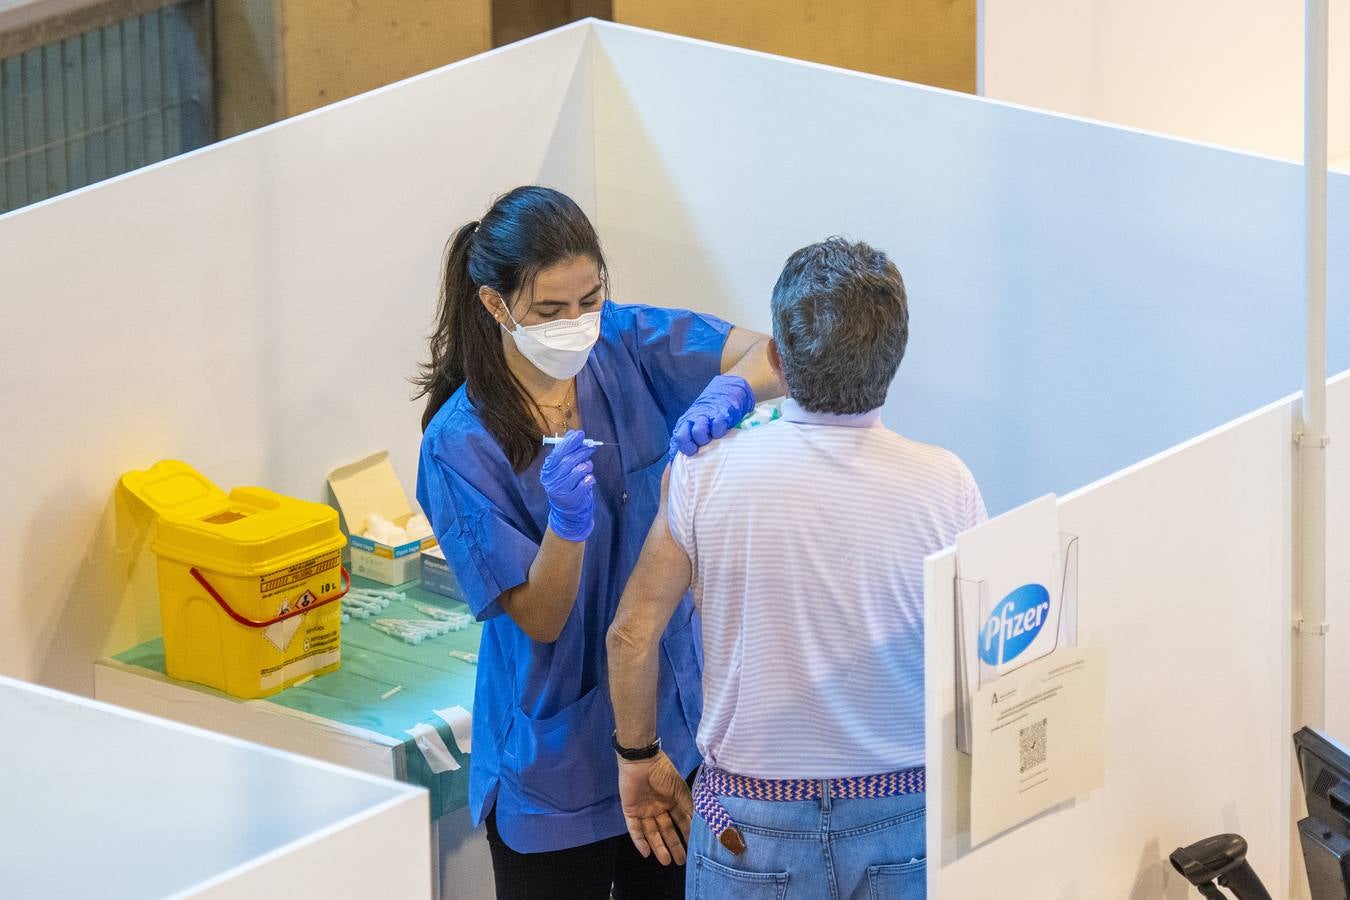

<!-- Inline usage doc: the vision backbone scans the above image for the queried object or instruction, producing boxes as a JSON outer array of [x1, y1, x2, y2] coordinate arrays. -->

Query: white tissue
[[405, 513, 433, 540], [362, 512, 426, 547]]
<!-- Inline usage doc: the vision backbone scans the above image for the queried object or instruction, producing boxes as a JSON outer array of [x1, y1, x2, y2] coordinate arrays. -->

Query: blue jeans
[[686, 784, 926, 899]]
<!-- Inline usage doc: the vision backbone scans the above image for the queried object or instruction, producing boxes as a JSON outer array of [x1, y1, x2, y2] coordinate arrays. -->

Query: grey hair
[[770, 238, 908, 415]]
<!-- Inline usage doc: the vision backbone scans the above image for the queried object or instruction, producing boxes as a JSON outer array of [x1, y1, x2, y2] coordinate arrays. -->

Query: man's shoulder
[[669, 424, 780, 500], [673, 426, 745, 476], [869, 429, 978, 504], [875, 428, 969, 470], [676, 419, 781, 468]]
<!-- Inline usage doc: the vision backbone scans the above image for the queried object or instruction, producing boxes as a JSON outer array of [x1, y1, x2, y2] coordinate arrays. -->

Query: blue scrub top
[[416, 301, 729, 853]]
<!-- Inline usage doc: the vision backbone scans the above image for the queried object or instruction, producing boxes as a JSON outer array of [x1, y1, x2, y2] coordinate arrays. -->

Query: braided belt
[[692, 765, 926, 855]]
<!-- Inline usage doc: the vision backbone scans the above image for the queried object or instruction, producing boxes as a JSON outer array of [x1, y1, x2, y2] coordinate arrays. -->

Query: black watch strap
[[612, 731, 661, 761]]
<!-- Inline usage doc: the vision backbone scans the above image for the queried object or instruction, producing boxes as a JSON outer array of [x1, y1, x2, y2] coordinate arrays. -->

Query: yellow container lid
[[121, 460, 345, 575]]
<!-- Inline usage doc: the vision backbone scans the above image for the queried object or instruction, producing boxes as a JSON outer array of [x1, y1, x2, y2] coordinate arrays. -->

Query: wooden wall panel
[[213, 0, 492, 135], [214, 0, 279, 138], [612, 0, 975, 92], [281, 0, 491, 116], [491, 0, 610, 47]]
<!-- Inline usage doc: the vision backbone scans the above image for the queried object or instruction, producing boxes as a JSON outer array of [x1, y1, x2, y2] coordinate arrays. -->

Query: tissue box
[[348, 532, 427, 586], [328, 452, 437, 586], [420, 546, 463, 600]]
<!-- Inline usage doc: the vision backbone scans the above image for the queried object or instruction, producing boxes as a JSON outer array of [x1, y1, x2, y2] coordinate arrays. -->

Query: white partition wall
[[980, 0, 1350, 167], [3, 13, 1345, 704], [1, 676, 428, 898], [925, 390, 1301, 898], [590, 23, 1350, 517], [0, 24, 594, 693], [1324, 372, 1350, 744], [2, 20, 1348, 896]]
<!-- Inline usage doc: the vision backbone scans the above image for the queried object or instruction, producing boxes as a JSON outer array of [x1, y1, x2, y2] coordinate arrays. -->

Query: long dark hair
[[415, 186, 607, 471]]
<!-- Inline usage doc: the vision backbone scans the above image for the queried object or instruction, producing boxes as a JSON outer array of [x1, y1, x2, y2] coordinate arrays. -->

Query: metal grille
[[0, 1, 212, 214]]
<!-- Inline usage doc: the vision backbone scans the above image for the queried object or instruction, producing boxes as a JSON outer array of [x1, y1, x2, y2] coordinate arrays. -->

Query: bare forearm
[[723, 330, 786, 402], [608, 627, 662, 748], [607, 472, 693, 749], [500, 529, 585, 642]]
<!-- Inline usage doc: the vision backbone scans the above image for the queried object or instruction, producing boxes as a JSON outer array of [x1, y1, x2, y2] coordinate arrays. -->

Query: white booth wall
[[924, 378, 1326, 897], [1, 19, 1348, 896], [3, 12, 1344, 720], [1329, 375, 1350, 745], [980, 0, 1350, 168], [590, 23, 1350, 518], [583, 25, 1350, 894], [925, 371, 1350, 898], [0, 25, 596, 695], [1, 675, 429, 898], [0, 31, 597, 898]]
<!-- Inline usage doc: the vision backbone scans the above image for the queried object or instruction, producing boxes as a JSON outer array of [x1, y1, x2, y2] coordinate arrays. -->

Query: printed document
[[970, 643, 1106, 845]]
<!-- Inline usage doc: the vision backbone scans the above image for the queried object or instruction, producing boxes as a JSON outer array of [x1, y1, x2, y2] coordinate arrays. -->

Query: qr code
[[1019, 719, 1047, 773]]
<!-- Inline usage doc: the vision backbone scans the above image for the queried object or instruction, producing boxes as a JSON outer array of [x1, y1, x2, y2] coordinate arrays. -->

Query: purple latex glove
[[540, 430, 597, 542], [670, 374, 756, 457]]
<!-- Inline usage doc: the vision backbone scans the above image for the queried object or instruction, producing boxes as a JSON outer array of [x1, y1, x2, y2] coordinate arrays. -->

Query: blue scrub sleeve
[[621, 304, 734, 427], [416, 446, 539, 622]]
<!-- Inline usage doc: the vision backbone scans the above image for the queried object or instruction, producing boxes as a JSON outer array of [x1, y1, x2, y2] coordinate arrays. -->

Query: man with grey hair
[[606, 238, 986, 898]]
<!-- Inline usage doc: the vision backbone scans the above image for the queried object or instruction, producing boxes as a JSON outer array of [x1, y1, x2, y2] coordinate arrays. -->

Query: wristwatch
[[612, 731, 662, 761]]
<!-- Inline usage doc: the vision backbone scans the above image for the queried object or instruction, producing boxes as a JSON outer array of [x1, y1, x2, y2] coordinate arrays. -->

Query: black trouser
[[484, 772, 696, 900]]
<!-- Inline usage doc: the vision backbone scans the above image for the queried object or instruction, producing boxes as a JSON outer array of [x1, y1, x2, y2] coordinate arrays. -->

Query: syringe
[[542, 436, 615, 448]]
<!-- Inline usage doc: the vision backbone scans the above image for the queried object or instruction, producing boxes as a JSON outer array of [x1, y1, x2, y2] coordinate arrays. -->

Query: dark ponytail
[[414, 186, 607, 472]]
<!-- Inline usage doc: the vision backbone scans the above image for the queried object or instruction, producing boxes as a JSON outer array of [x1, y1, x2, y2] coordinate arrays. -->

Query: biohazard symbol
[[263, 598, 305, 652]]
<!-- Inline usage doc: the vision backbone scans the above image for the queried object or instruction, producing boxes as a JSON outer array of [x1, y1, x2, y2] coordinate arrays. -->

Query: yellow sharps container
[[121, 460, 349, 699]]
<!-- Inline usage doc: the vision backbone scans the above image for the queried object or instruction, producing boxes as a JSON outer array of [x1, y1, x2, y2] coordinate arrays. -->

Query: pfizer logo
[[979, 583, 1052, 666]]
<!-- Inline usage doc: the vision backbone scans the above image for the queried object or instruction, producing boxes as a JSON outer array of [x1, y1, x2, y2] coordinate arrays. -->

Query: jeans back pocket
[[693, 854, 789, 900], [867, 858, 926, 900]]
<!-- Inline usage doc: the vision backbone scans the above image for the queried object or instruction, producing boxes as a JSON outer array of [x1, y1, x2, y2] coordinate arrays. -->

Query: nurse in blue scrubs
[[414, 186, 781, 899]]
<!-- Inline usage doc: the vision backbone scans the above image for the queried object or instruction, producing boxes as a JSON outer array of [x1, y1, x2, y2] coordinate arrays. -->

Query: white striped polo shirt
[[667, 398, 987, 780]]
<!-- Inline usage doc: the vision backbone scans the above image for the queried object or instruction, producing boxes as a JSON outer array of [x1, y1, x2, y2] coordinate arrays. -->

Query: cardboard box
[[420, 545, 463, 600], [327, 452, 437, 586]]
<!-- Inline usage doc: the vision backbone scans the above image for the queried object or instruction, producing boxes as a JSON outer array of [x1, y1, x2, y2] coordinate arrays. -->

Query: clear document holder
[[953, 533, 1079, 755]]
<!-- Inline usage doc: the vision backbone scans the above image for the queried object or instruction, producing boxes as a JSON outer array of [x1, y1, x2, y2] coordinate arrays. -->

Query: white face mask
[[501, 305, 602, 380]]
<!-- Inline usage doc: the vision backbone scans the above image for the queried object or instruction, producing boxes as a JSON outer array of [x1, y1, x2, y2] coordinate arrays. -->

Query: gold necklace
[[537, 383, 576, 436]]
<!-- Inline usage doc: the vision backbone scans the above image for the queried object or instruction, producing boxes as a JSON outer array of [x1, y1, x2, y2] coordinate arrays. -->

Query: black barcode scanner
[[1170, 834, 1273, 900]]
